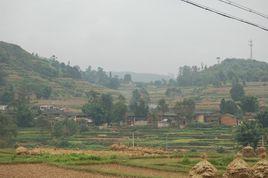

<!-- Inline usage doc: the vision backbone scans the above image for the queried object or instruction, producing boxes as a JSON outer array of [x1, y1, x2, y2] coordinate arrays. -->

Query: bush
[[52, 119, 78, 138], [50, 138, 70, 148], [0, 113, 17, 148], [216, 146, 226, 153], [181, 155, 191, 165]]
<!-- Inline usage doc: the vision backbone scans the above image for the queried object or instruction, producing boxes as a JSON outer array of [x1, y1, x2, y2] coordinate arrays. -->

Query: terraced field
[[16, 127, 237, 153]]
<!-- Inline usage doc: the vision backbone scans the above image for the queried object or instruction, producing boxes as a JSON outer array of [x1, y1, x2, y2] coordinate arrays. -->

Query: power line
[[216, 0, 268, 20], [180, 0, 268, 32]]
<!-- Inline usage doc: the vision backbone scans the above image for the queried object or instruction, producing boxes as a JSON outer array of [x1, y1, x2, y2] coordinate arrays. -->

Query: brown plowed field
[[0, 164, 115, 178]]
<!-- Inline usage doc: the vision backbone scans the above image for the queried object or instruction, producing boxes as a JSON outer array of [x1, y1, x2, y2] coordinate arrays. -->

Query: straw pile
[[189, 154, 218, 178], [223, 153, 253, 178], [242, 145, 256, 158], [110, 144, 166, 156], [16, 146, 29, 155], [252, 153, 268, 178], [111, 144, 128, 151], [256, 146, 266, 157]]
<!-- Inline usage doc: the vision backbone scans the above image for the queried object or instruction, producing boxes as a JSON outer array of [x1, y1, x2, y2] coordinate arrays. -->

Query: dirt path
[[80, 164, 189, 178], [0, 164, 115, 178]]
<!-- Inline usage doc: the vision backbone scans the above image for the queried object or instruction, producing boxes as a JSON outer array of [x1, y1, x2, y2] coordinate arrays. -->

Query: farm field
[[15, 127, 238, 152], [0, 164, 116, 178], [0, 146, 260, 178], [0, 126, 254, 177]]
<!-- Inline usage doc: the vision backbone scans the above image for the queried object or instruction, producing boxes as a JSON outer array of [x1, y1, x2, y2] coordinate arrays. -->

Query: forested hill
[[177, 58, 268, 86], [0, 41, 119, 100], [0, 41, 82, 80]]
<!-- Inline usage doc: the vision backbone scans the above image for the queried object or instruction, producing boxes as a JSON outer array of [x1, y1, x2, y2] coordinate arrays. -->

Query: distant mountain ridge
[[112, 71, 174, 82]]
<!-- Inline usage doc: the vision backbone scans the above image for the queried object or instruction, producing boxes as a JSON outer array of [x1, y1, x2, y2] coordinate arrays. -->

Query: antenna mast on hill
[[249, 40, 253, 59]]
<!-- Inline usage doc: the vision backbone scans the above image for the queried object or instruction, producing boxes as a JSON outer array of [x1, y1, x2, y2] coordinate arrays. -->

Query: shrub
[[216, 146, 226, 153]]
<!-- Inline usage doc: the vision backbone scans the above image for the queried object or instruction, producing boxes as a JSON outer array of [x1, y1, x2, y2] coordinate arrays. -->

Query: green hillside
[[177, 58, 268, 86], [0, 41, 118, 100]]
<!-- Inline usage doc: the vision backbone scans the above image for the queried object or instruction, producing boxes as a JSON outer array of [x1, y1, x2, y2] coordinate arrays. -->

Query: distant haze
[[0, 0, 268, 75]]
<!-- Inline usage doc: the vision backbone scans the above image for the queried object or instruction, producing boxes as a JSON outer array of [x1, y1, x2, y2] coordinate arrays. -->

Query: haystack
[[16, 146, 29, 155], [189, 154, 218, 178], [223, 153, 253, 178], [242, 145, 256, 158], [252, 153, 268, 178], [256, 146, 266, 157], [110, 144, 127, 151]]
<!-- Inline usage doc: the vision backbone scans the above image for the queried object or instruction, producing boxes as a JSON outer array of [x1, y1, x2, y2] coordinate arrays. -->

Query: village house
[[127, 114, 148, 126], [74, 114, 93, 126], [157, 118, 169, 128], [0, 105, 8, 111], [194, 111, 219, 123], [160, 113, 187, 129], [219, 114, 239, 126], [39, 105, 65, 114]]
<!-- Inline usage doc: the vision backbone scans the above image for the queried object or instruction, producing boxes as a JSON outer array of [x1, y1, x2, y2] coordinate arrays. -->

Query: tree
[[82, 102, 106, 126], [240, 96, 259, 113], [157, 99, 169, 117], [112, 95, 127, 123], [36, 86, 52, 99], [34, 115, 51, 132], [1, 85, 14, 104], [150, 111, 159, 128], [174, 98, 195, 124], [129, 89, 149, 117], [123, 74, 132, 83], [230, 83, 245, 101], [0, 66, 6, 86], [220, 98, 226, 114], [82, 92, 115, 125], [0, 113, 17, 147], [182, 99, 195, 120], [52, 119, 78, 138], [256, 110, 268, 128], [100, 93, 113, 124], [85, 90, 100, 102], [220, 99, 240, 115], [13, 96, 34, 127], [235, 120, 262, 149], [107, 77, 120, 89]]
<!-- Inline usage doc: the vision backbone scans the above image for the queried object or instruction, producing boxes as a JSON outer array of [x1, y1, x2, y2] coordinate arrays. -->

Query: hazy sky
[[0, 0, 268, 75]]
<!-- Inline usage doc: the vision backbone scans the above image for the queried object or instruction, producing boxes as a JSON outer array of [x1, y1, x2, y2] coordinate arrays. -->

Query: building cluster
[[127, 111, 240, 128], [1, 103, 243, 128]]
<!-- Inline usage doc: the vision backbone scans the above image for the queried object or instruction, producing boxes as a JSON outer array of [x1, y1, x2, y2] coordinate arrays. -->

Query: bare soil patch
[[0, 164, 115, 178]]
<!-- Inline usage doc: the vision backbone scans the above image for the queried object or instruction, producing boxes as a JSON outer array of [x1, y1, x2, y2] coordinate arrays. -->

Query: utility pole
[[165, 135, 168, 151], [249, 40, 253, 59], [132, 132, 135, 148]]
